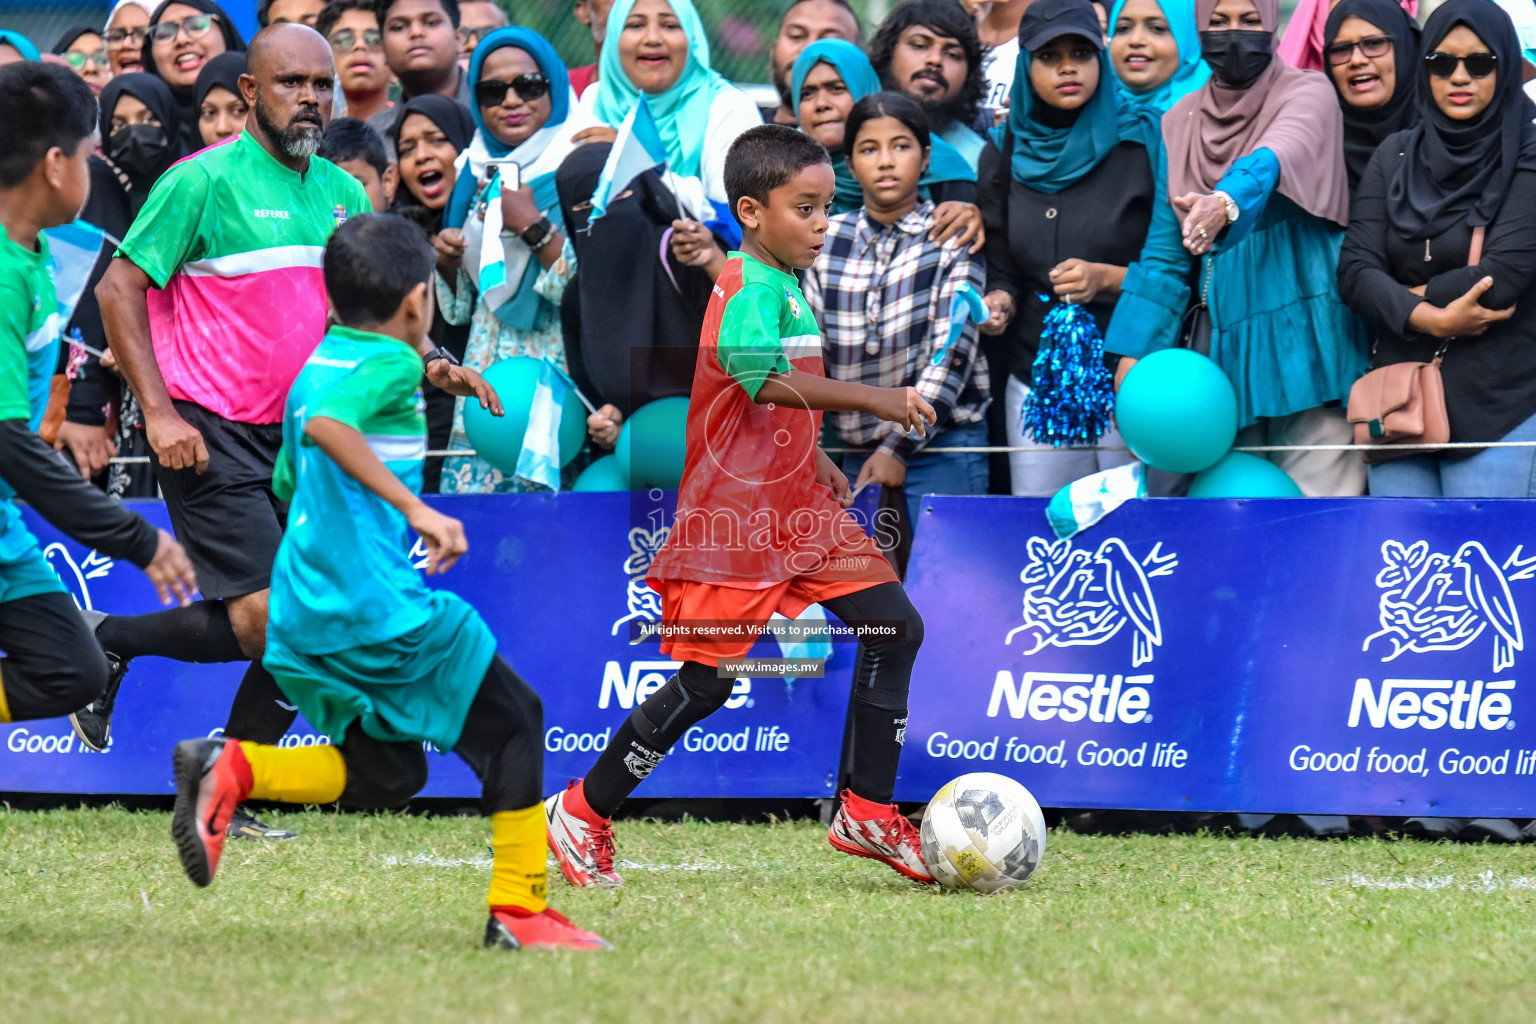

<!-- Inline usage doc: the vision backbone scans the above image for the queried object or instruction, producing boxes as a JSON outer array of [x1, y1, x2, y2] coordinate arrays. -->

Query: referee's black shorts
[[152, 399, 287, 600]]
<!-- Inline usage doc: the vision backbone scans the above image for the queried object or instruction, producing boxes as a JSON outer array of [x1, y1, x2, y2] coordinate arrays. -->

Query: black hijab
[[193, 50, 246, 110], [389, 94, 475, 232], [1324, 0, 1420, 189], [141, 0, 246, 148], [52, 26, 102, 54], [1386, 0, 1536, 238], [99, 72, 184, 212]]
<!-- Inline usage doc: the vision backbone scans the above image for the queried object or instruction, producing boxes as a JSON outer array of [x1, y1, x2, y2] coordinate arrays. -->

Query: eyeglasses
[[65, 50, 111, 70], [1323, 35, 1392, 66], [473, 73, 551, 107], [1425, 50, 1498, 78], [329, 27, 382, 49], [150, 14, 220, 45], [461, 26, 492, 48], [106, 26, 148, 45]]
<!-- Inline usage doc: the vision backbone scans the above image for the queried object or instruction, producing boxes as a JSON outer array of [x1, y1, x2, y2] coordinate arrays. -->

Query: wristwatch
[[518, 216, 555, 250], [1214, 190, 1240, 224], [422, 346, 460, 368]]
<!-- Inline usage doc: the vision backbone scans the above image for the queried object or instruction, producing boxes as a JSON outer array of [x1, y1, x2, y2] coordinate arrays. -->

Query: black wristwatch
[[518, 216, 555, 250], [423, 346, 460, 368]]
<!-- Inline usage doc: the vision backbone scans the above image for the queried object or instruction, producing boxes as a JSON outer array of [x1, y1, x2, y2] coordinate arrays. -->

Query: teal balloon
[[1189, 451, 1303, 498], [1115, 349, 1238, 473], [462, 357, 588, 474], [616, 397, 689, 489], [572, 455, 631, 492]]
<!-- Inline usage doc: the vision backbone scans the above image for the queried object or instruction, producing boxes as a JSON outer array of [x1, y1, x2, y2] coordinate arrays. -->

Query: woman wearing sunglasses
[[140, 0, 245, 151], [1340, 0, 1536, 501], [431, 28, 596, 494], [105, 0, 154, 75], [53, 27, 113, 94], [1322, 0, 1420, 194], [1104, 0, 1370, 498]]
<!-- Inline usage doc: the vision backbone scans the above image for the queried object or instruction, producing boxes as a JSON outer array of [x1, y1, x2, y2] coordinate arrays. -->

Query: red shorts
[[650, 540, 898, 667]]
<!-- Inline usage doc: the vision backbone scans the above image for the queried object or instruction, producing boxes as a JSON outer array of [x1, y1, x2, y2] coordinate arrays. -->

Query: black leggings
[[583, 581, 924, 817], [0, 592, 109, 721], [334, 654, 544, 815]]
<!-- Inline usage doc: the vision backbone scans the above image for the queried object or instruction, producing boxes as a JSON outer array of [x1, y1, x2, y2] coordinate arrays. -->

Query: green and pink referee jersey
[[116, 132, 372, 425]]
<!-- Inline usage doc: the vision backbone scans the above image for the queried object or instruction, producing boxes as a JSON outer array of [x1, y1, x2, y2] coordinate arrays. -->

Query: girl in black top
[[977, 0, 1157, 496], [1323, 0, 1419, 193], [1338, 0, 1536, 496]]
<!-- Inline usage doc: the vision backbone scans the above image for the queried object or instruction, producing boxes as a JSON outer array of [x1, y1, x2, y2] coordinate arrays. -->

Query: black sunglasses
[[1323, 34, 1392, 66], [474, 73, 550, 107], [1425, 50, 1497, 78], [328, 27, 382, 49]]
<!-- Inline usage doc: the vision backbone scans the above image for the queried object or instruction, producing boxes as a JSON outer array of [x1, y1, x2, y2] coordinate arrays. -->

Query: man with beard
[[868, 0, 989, 170], [762, 0, 861, 124], [87, 23, 375, 841]]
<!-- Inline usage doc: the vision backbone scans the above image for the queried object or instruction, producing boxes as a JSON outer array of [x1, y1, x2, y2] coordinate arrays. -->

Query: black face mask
[[108, 123, 171, 181], [1199, 29, 1273, 89]]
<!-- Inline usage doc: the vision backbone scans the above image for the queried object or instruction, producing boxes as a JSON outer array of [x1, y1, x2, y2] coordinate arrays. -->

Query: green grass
[[3, 807, 1535, 1023]]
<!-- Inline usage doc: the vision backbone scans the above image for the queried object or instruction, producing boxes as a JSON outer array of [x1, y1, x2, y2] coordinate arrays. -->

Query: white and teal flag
[[1046, 462, 1145, 540], [514, 358, 567, 491], [587, 95, 668, 223], [43, 220, 108, 327]]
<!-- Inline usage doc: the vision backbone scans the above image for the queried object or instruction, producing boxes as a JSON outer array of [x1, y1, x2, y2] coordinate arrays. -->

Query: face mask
[[1199, 29, 1273, 89], [109, 123, 170, 180]]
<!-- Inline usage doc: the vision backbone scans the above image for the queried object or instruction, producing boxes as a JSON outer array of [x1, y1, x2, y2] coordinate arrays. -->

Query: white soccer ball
[[920, 772, 1046, 893]]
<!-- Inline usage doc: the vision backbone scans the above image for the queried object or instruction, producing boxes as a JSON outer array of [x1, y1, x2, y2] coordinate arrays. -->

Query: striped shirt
[[116, 131, 372, 425], [804, 201, 990, 462]]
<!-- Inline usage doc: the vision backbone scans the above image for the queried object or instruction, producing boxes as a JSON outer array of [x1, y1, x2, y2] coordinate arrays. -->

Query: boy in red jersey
[[547, 124, 938, 887]]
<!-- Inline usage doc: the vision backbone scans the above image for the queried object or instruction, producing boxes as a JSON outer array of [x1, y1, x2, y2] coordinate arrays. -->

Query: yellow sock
[[488, 806, 548, 913], [239, 741, 347, 804], [0, 669, 11, 724]]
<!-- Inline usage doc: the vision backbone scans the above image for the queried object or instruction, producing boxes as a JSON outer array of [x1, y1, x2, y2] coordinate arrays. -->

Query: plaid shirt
[[803, 201, 990, 463]]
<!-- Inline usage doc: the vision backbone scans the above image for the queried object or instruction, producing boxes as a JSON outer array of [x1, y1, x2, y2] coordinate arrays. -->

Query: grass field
[[3, 806, 1535, 1023]]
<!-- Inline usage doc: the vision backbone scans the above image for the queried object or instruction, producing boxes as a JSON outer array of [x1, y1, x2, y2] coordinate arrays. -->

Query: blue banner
[[0, 493, 866, 800], [896, 496, 1536, 817]]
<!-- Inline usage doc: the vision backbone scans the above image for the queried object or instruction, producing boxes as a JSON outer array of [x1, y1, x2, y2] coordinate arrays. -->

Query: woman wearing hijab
[[975, 0, 1158, 497], [193, 50, 246, 147], [1106, 0, 1369, 497], [388, 95, 475, 492], [141, 0, 245, 151], [54, 27, 112, 93], [100, 73, 184, 214], [1323, 0, 1419, 192], [1278, 0, 1416, 73], [1339, 0, 1536, 498], [1107, 0, 1209, 114], [435, 28, 594, 494], [105, 0, 154, 74], [0, 31, 40, 64]]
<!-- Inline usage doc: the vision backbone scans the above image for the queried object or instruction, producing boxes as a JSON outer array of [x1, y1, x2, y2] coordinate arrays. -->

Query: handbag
[[1178, 255, 1212, 356], [1344, 226, 1483, 464]]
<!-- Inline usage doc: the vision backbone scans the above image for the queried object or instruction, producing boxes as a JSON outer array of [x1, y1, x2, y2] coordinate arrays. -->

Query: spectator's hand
[[144, 528, 197, 607], [588, 403, 623, 448], [670, 218, 725, 273], [930, 201, 985, 253], [427, 361, 503, 414], [1412, 276, 1515, 338], [1049, 258, 1106, 305], [573, 125, 619, 146], [54, 421, 117, 480], [433, 228, 466, 277], [869, 386, 937, 436], [854, 451, 906, 492], [99, 347, 119, 374], [145, 407, 209, 473], [979, 289, 1014, 335], [501, 183, 543, 236], [815, 447, 852, 507], [1173, 192, 1227, 256], [1114, 356, 1137, 392], [407, 504, 469, 575]]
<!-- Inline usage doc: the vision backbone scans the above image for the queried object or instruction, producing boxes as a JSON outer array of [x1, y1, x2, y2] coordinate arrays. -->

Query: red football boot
[[484, 906, 612, 951], [544, 780, 623, 888], [170, 738, 252, 887], [827, 789, 935, 884]]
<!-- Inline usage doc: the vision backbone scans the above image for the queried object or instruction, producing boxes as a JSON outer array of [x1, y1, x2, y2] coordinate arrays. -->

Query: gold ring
[[1198, 226, 1208, 238]]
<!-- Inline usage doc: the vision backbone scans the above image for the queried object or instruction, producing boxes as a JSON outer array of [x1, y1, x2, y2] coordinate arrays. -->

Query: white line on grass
[[1322, 871, 1536, 892], [374, 854, 740, 872]]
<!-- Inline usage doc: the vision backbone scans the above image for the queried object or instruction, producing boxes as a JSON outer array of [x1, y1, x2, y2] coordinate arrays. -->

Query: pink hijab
[[1162, 0, 1350, 226], [1277, 0, 1417, 72]]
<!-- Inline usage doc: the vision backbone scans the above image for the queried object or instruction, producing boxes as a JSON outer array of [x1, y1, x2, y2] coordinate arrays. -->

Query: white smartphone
[[484, 159, 521, 193]]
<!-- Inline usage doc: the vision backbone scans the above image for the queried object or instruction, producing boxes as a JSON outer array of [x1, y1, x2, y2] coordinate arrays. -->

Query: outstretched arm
[[754, 370, 936, 436]]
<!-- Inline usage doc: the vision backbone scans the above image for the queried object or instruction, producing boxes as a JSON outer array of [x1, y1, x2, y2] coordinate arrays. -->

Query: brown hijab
[[1162, 0, 1349, 225]]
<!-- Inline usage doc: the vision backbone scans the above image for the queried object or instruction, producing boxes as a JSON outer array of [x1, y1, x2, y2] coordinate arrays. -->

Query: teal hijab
[[591, 0, 731, 178], [790, 39, 976, 215], [0, 31, 40, 61], [992, 0, 1158, 193], [1106, 0, 1209, 114]]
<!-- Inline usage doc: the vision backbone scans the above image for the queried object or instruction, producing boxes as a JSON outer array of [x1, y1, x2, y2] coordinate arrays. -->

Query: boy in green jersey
[[0, 62, 198, 728], [168, 213, 607, 952]]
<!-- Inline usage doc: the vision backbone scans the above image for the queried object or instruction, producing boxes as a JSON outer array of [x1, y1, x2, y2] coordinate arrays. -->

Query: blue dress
[[1105, 148, 1368, 427]]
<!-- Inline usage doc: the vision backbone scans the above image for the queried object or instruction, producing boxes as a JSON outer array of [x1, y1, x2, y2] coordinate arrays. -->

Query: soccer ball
[[920, 773, 1046, 893]]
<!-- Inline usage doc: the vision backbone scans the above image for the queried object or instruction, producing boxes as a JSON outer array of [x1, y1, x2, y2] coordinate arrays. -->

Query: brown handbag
[[1345, 226, 1483, 464]]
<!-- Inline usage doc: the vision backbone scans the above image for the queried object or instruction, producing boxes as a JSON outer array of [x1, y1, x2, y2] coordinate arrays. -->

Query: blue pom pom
[[1021, 296, 1115, 447]]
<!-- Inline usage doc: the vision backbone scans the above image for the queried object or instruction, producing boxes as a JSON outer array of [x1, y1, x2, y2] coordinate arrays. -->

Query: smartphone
[[485, 159, 521, 193]]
